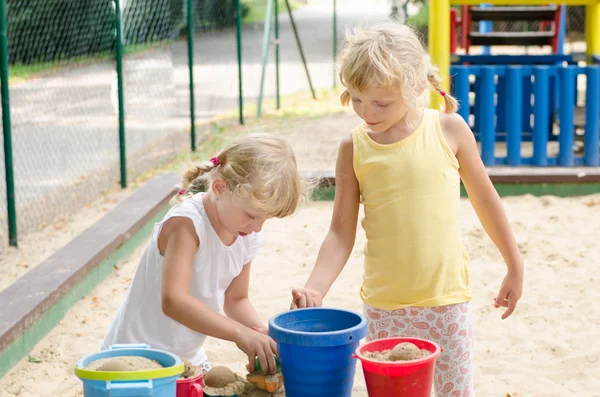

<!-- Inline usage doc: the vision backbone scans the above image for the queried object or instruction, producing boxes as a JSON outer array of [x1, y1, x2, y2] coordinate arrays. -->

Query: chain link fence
[[0, 0, 187, 248], [0, 0, 120, 247], [122, 0, 186, 178], [0, 0, 389, 248], [189, 0, 240, 123]]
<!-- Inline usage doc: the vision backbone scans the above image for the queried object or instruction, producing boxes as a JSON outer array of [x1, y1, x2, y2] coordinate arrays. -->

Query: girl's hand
[[494, 270, 523, 320], [290, 288, 323, 310], [234, 328, 278, 374], [251, 326, 268, 335]]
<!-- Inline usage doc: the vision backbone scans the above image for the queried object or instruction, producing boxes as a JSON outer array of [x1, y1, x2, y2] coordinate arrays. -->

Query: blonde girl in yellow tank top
[[290, 21, 524, 396]]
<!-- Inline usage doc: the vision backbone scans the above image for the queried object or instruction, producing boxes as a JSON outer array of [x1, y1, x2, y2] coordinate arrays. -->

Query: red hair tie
[[178, 189, 186, 196], [210, 157, 220, 167], [440, 90, 447, 97]]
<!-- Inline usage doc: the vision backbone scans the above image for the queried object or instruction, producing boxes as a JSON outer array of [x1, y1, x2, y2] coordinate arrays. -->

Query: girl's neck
[[387, 106, 423, 136], [201, 193, 237, 245]]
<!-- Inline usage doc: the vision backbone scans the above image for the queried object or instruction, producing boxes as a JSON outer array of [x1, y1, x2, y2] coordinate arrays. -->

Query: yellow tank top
[[352, 108, 471, 310]]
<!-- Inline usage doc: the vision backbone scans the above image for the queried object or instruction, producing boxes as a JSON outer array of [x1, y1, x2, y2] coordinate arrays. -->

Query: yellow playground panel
[[428, 0, 600, 109]]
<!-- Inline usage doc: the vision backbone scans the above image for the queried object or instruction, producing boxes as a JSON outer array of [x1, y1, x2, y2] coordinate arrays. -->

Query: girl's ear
[[211, 177, 228, 197]]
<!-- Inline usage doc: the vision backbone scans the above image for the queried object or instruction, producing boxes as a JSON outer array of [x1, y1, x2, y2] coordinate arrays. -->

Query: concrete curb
[[0, 173, 179, 378]]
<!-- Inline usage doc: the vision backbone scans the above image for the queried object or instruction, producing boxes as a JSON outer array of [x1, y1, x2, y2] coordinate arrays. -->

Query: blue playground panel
[[450, 64, 600, 167]]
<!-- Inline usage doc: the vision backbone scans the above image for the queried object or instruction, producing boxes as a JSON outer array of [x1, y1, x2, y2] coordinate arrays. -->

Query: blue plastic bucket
[[74, 344, 184, 397], [269, 308, 367, 397]]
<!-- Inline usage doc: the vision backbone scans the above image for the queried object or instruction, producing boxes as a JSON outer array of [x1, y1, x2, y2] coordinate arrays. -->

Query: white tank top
[[101, 194, 262, 364]]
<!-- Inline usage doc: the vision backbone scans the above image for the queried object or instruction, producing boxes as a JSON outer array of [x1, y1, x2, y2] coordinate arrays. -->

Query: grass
[[407, 3, 428, 28], [242, 0, 304, 24]]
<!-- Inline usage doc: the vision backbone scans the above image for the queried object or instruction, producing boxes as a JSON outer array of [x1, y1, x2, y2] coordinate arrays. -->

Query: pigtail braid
[[427, 69, 458, 113]]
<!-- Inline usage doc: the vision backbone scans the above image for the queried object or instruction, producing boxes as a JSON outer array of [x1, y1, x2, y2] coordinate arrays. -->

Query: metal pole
[[532, 67, 549, 166], [115, 0, 127, 188], [558, 66, 575, 167], [584, 66, 600, 166], [480, 66, 496, 166], [236, 0, 244, 124], [0, 0, 16, 246], [333, 0, 337, 88], [274, 0, 280, 109], [187, 0, 196, 150], [257, 0, 274, 118], [479, 4, 492, 56], [285, 0, 316, 100]]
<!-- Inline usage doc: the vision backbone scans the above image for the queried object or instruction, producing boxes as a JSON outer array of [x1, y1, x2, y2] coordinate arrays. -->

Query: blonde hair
[[171, 133, 305, 218], [338, 20, 458, 113]]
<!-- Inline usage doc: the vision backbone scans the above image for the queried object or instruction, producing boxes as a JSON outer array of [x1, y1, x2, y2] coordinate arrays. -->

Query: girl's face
[[347, 86, 410, 133], [212, 178, 267, 238]]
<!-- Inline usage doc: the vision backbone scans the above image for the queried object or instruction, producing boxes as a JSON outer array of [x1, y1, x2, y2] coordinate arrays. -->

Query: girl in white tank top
[[102, 133, 306, 375]]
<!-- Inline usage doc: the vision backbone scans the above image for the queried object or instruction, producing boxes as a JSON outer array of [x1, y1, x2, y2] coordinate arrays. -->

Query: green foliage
[[122, 0, 177, 44], [194, 0, 249, 29], [7, 0, 115, 65]]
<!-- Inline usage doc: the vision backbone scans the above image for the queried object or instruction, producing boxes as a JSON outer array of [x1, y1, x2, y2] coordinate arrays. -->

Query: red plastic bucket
[[176, 372, 203, 397], [354, 337, 442, 397]]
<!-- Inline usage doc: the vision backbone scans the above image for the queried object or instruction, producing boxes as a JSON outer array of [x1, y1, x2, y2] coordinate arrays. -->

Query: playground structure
[[451, 4, 566, 55], [429, 0, 600, 167]]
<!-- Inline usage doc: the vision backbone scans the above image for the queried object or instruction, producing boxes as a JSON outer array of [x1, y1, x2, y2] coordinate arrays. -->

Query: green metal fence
[[0, 0, 353, 248], [0, 0, 189, 247]]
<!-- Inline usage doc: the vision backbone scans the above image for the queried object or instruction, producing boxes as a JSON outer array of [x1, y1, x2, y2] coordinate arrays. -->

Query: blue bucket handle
[[107, 380, 152, 396], [109, 344, 150, 350]]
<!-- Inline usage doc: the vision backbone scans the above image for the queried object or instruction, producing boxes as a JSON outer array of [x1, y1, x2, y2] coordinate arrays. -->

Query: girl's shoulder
[[437, 111, 473, 155], [153, 198, 209, 248]]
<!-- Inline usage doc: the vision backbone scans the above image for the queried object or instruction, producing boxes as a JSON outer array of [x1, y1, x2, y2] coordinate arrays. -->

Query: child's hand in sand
[[234, 328, 278, 375], [494, 270, 523, 320], [290, 288, 323, 309]]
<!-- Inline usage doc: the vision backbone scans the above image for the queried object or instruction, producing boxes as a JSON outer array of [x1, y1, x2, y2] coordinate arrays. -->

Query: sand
[[1, 194, 599, 396], [87, 356, 163, 371], [1, 111, 600, 396], [363, 342, 431, 362]]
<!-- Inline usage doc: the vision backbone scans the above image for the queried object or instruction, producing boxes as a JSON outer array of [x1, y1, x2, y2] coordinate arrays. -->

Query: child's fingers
[[269, 338, 278, 356], [256, 351, 268, 375], [247, 353, 256, 373], [266, 347, 277, 374], [494, 298, 508, 308], [306, 293, 315, 307], [494, 291, 509, 308], [290, 291, 304, 309], [298, 293, 307, 308], [502, 296, 518, 320]]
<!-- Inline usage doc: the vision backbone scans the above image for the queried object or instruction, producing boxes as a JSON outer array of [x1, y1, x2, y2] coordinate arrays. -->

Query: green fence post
[[115, 0, 127, 188], [257, 0, 274, 118], [0, 0, 16, 246], [275, 0, 280, 109], [236, 0, 244, 124], [187, 0, 196, 150]]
